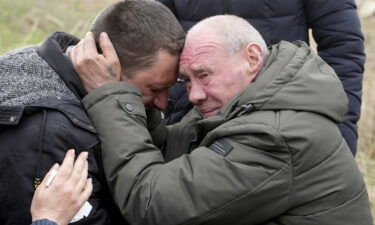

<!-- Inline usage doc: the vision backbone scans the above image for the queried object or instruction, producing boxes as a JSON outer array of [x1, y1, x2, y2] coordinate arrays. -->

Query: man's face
[[124, 50, 178, 110], [179, 34, 255, 118]]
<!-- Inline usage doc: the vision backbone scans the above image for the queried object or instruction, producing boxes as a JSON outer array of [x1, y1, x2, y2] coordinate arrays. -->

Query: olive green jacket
[[83, 41, 373, 225]]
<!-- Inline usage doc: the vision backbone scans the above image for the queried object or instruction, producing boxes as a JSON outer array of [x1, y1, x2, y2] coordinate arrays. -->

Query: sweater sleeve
[[303, 0, 365, 154], [30, 219, 57, 225]]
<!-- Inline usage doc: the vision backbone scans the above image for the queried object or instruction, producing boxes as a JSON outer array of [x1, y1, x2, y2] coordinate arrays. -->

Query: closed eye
[[198, 74, 209, 79], [197, 73, 211, 85]]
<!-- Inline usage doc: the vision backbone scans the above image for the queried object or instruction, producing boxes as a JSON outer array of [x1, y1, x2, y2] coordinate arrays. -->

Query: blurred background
[[1, 0, 374, 220]]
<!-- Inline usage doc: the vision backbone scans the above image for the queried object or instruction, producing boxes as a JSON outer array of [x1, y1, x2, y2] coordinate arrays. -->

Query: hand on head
[[30, 150, 92, 225], [70, 31, 121, 93]]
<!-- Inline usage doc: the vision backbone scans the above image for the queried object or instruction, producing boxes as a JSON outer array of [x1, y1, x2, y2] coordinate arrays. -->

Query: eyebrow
[[179, 66, 213, 79], [194, 67, 213, 74]]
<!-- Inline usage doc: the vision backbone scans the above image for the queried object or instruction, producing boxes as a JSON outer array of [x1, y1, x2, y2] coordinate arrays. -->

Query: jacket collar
[[37, 31, 87, 100], [193, 41, 348, 142]]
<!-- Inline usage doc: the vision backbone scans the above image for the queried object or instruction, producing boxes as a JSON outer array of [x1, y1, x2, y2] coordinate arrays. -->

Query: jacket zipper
[[34, 109, 47, 189]]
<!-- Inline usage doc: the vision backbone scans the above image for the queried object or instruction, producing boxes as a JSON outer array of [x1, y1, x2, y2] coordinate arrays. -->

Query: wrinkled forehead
[[179, 34, 225, 70]]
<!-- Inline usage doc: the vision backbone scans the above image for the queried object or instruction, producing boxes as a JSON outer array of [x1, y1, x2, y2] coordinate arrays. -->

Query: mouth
[[199, 108, 219, 118]]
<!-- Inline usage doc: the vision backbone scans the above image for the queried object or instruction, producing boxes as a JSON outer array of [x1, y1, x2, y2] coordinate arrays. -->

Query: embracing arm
[[75, 31, 290, 225], [82, 83, 292, 225]]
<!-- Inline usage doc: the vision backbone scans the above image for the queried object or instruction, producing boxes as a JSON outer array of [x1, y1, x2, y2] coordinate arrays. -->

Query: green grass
[[0, 0, 117, 53]]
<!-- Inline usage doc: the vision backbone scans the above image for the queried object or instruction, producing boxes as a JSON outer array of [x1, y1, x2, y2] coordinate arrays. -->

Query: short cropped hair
[[90, 0, 185, 77], [189, 15, 269, 57]]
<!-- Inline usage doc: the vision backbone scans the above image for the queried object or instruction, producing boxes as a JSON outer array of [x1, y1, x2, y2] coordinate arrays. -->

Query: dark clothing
[[0, 32, 126, 225], [164, 79, 193, 124], [158, 0, 365, 154], [30, 219, 57, 225]]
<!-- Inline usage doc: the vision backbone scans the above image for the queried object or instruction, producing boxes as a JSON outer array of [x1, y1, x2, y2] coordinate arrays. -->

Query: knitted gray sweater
[[0, 45, 78, 106]]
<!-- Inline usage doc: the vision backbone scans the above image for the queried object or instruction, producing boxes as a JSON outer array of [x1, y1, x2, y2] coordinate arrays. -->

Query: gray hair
[[188, 15, 269, 57]]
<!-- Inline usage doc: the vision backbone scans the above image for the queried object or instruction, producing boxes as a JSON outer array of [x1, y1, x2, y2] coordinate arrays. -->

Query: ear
[[244, 43, 264, 75]]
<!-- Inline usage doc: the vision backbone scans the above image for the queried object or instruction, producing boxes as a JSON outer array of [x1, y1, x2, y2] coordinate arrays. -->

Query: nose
[[188, 82, 206, 105], [153, 89, 169, 111]]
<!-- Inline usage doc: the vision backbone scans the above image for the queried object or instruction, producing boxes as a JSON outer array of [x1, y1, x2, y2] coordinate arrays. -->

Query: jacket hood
[[221, 41, 348, 124]]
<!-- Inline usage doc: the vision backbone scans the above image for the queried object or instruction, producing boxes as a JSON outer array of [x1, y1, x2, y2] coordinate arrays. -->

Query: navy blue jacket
[[0, 33, 127, 225], [158, 0, 365, 155]]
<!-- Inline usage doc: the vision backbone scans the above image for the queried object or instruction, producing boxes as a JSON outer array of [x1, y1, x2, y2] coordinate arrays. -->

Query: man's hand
[[31, 150, 92, 225], [70, 32, 121, 93]]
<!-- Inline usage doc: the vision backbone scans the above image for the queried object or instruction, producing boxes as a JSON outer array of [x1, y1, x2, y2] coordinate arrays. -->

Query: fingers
[[69, 39, 84, 65], [70, 34, 95, 74], [99, 32, 121, 79], [70, 151, 88, 184], [70, 31, 121, 92], [99, 32, 120, 66], [31, 149, 92, 225], [84, 31, 99, 57], [55, 149, 75, 181], [75, 160, 89, 192], [38, 163, 60, 188], [45, 150, 89, 189], [78, 178, 93, 204]]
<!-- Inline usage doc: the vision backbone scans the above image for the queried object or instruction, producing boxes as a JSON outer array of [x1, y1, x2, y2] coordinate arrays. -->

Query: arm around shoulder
[[83, 89, 293, 224]]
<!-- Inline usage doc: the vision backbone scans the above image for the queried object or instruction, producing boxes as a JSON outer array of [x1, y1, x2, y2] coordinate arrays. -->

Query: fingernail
[[83, 151, 88, 159], [69, 149, 75, 155], [86, 31, 92, 38], [52, 163, 60, 169], [101, 32, 108, 39]]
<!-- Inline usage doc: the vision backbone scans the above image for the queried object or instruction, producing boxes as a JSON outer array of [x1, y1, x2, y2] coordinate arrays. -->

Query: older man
[[157, 0, 365, 156], [69, 15, 372, 225]]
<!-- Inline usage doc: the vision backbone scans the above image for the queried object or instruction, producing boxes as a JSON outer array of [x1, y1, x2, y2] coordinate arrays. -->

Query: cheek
[[204, 84, 225, 102], [139, 88, 154, 102], [225, 68, 251, 89], [217, 75, 247, 103], [143, 91, 154, 99], [141, 95, 155, 108]]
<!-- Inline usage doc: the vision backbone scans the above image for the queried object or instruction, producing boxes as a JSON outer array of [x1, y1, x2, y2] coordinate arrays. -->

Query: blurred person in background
[[157, 0, 365, 155]]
